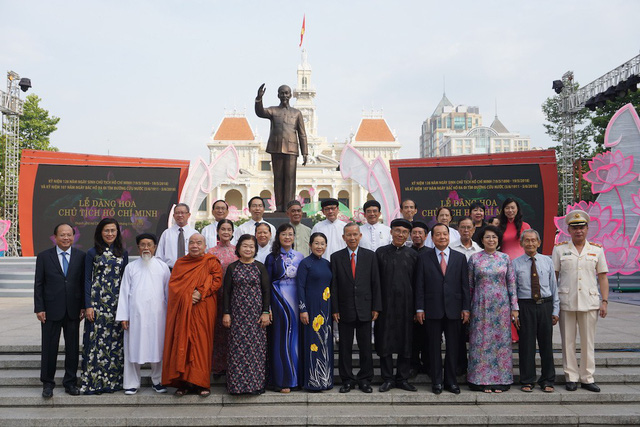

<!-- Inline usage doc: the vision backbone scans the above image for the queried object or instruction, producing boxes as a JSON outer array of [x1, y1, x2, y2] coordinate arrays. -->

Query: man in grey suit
[[255, 83, 308, 212], [34, 223, 86, 398]]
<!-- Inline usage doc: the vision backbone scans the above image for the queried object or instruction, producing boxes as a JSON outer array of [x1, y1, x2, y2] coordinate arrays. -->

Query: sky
[[2, 1, 639, 163]]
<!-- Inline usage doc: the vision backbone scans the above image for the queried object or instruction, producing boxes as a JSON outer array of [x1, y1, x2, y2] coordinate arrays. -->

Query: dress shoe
[[42, 387, 53, 398], [396, 380, 417, 392], [64, 386, 80, 396], [445, 384, 461, 394], [565, 381, 578, 391], [379, 381, 394, 393], [359, 382, 373, 393], [581, 382, 600, 393], [339, 382, 353, 393], [432, 384, 443, 395]]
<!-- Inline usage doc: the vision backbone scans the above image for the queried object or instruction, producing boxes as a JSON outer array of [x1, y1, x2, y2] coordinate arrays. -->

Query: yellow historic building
[[195, 51, 401, 220]]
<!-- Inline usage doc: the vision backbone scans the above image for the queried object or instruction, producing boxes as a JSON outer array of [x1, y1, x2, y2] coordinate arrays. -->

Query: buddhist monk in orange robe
[[162, 233, 222, 396]]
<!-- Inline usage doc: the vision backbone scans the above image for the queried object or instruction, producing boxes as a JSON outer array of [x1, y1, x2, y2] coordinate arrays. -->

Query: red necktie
[[351, 252, 356, 279], [440, 251, 447, 275]]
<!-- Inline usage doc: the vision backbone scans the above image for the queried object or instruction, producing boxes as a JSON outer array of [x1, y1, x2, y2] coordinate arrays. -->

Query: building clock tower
[[293, 49, 318, 138]]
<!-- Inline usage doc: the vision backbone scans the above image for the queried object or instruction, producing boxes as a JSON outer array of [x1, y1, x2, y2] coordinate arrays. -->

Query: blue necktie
[[62, 252, 69, 276]]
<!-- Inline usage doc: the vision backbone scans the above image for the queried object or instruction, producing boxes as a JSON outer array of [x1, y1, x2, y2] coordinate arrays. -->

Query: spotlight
[[585, 97, 597, 111], [628, 75, 640, 92], [615, 81, 628, 98], [18, 78, 31, 92], [603, 86, 616, 100], [552, 80, 564, 94], [595, 93, 607, 108]]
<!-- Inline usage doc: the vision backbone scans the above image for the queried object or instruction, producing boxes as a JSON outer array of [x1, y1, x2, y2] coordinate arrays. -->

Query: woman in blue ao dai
[[297, 232, 333, 392], [265, 223, 304, 393]]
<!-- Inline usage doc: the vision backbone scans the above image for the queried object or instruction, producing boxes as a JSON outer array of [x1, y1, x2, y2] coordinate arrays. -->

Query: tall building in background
[[419, 94, 531, 158]]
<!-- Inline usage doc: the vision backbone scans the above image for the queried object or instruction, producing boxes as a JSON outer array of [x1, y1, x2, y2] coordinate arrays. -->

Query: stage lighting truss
[[555, 54, 640, 211], [563, 54, 640, 114], [1, 71, 29, 256]]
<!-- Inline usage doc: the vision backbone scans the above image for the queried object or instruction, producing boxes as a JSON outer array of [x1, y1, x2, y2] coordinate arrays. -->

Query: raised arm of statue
[[255, 83, 268, 118]]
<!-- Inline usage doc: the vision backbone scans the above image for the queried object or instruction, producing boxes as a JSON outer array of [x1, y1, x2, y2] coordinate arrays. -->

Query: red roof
[[213, 117, 255, 141], [354, 118, 395, 142]]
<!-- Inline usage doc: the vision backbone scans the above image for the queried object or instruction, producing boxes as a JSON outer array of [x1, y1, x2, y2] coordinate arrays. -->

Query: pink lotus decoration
[[554, 201, 621, 245], [0, 220, 10, 252], [351, 208, 365, 224], [227, 205, 242, 222], [583, 150, 638, 194], [601, 233, 640, 275]]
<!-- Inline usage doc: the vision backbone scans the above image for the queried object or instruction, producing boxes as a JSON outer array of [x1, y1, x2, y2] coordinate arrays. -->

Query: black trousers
[[380, 355, 411, 382], [40, 313, 80, 389], [338, 320, 373, 385], [411, 321, 429, 372], [518, 298, 556, 386], [425, 317, 460, 387], [270, 153, 297, 212]]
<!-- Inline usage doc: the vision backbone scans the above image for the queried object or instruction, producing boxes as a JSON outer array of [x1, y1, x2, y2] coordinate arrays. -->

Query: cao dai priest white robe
[[116, 257, 170, 364], [311, 219, 347, 260]]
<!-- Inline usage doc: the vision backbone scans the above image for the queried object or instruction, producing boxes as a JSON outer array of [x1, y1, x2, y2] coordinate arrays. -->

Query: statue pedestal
[[263, 212, 313, 229]]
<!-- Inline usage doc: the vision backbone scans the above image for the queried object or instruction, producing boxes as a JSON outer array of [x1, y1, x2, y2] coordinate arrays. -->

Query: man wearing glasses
[[156, 203, 198, 269], [232, 196, 276, 245], [311, 198, 347, 261]]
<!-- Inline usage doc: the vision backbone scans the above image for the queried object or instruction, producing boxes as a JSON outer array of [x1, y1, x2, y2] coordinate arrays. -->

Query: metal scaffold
[[555, 53, 640, 211], [1, 71, 30, 256]]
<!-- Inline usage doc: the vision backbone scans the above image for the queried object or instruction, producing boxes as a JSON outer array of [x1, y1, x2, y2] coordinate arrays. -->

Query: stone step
[[0, 402, 638, 426], [0, 278, 33, 288], [3, 341, 639, 354], [0, 289, 33, 298], [2, 351, 640, 370], [1, 384, 640, 408], [2, 367, 639, 387]]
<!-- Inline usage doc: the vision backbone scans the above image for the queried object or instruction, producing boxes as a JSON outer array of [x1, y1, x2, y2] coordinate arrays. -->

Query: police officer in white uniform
[[552, 210, 609, 393]]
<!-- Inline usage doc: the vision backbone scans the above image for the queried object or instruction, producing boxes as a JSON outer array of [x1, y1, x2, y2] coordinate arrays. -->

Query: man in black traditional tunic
[[375, 219, 418, 392]]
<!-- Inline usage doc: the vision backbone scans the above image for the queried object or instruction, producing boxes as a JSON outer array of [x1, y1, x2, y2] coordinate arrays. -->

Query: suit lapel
[[341, 249, 355, 283], [49, 247, 65, 276], [429, 249, 444, 277]]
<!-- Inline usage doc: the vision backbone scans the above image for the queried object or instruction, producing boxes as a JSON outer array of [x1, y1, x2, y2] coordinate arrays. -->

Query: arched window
[[338, 190, 349, 209], [225, 189, 243, 212], [260, 190, 272, 211]]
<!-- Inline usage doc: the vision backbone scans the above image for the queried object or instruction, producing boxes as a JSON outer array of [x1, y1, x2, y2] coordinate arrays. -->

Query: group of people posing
[[34, 195, 609, 398]]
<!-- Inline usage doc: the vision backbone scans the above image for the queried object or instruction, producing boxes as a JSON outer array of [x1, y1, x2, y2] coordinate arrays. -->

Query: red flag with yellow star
[[299, 15, 305, 47]]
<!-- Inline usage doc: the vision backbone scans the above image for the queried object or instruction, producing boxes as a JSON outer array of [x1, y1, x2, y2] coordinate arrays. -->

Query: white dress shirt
[[359, 222, 392, 251], [201, 221, 220, 250], [56, 246, 72, 271], [156, 224, 197, 268], [311, 219, 347, 260], [451, 240, 482, 261]]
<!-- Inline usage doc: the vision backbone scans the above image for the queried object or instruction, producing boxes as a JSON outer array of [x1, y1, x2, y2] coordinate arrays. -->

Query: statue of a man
[[255, 83, 308, 212]]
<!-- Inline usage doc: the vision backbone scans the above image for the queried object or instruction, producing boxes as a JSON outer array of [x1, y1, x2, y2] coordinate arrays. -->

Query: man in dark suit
[[415, 223, 470, 394], [34, 223, 86, 398], [331, 222, 381, 393]]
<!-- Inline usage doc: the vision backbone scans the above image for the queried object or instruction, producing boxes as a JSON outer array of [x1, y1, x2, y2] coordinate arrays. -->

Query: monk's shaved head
[[188, 234, 206, 257]]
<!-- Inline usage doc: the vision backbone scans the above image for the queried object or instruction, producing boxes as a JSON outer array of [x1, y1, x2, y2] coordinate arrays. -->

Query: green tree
[[541, 82, 596, 214], [1, 93, 60, 215], [18, 94, 61, 150]]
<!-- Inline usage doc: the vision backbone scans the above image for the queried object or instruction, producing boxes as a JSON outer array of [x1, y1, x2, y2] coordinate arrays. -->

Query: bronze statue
[[255, 84, 308, 212]]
